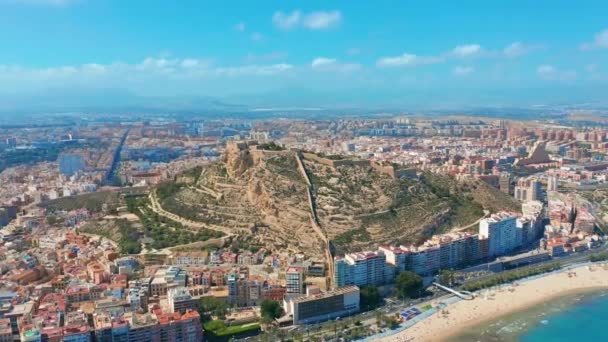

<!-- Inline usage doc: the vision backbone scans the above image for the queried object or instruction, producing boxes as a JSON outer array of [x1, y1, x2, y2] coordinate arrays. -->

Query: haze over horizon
[[1, 0, 608, 111]]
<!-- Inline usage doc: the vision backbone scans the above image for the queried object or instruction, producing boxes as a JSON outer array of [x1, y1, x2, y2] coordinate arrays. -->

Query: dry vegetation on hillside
[[148, 146, 522, 256]]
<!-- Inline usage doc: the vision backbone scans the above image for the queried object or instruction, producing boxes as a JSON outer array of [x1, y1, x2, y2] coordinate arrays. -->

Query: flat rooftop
[[292, 286, 359, 304]]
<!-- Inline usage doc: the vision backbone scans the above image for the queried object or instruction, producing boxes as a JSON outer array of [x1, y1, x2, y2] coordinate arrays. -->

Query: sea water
[[450, 289, 608, 342]]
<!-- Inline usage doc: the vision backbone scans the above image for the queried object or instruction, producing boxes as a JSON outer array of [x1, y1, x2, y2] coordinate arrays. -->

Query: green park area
[[203, 320, 261, 340]]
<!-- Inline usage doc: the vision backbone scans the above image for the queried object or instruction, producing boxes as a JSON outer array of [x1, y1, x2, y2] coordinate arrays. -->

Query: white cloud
[[376, 53, 444, 67], [272, 10, 302, 30], [250, 32, 263, 41], [215, 63, 293, 77], [0, 58, 305, 98], [453, 66, 474, 75], [451, 44, 482, 57], [503, 42, 526, 57], [581, 28, 608, 49], [0, 64, 101, 82], [311, 58, 336, 68], [0, 58, 294, 85], [137, 57, 178, 71], [235, 22, 246, 32], [81, 63, 106, 74], [376, 42, 537, 69], [537, 64, 577, 80], [180, 59, 201, 68], [311, 57, 360, 72], [503, 41, 542, 57], [42, 65, 77, 76], [303, 10, 342, 29], [272, 10, 342, 30]]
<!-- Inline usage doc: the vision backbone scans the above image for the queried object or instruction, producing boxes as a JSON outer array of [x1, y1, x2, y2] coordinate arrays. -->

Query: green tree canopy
[[360, 286, 382, 310], [199, 296, 228, 321], [395, 271, 423, 299], [260, 299, 283, 322], [438, 269, 456, 286]]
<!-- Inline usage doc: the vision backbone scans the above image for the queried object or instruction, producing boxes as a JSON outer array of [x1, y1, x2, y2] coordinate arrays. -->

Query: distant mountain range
[[0, 85, 607, 121], [0, 88, 248, 115]]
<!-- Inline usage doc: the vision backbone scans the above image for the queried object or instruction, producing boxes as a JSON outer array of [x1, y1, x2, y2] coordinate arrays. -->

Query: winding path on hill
[[451, 210, 490, 232], [147, 190, 235, 237]]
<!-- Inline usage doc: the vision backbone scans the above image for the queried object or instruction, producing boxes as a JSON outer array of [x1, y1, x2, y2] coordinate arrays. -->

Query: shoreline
[[437, 286, 607, 341], [381, 264, 608, 342]]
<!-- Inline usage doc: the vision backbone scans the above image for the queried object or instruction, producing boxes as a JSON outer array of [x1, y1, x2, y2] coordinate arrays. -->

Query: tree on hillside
[[395, 271, 423, 299]]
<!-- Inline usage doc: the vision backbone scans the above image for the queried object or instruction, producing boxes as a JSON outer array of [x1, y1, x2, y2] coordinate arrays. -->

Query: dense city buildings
[[58, 153, 86, 177], [1, 118, 608, 341], [335, 203, 549, 287], [2, 2, 608, 340]]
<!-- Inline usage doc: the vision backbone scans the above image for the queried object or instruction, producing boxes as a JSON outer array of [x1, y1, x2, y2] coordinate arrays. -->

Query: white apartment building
[[409, 245, 440, 276], [334, 251, 386, 287], [479, 213, 519, 257]]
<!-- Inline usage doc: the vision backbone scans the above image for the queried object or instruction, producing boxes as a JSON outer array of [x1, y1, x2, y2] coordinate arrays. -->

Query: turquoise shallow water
[[450, 289, 608, 342]]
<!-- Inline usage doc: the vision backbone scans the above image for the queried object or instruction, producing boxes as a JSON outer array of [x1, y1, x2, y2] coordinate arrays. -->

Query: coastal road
[[264, 246, 608, 341], [459, 244, 607, 288], [458, 251, 602, 292], [272, 292, 451, 342], [299, 251, 607, 342]]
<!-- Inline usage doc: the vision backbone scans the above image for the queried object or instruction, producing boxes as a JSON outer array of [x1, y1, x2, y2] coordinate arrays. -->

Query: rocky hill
[[158, 142, 320, 256], [154, 141, 521, 256]]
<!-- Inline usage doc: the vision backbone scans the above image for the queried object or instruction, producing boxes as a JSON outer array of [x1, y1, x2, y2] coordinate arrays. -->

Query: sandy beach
[[381, 264, 608, 342]]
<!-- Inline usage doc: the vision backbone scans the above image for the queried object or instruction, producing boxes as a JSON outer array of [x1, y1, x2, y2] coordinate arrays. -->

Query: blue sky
[[0, 0, 607, 108]]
